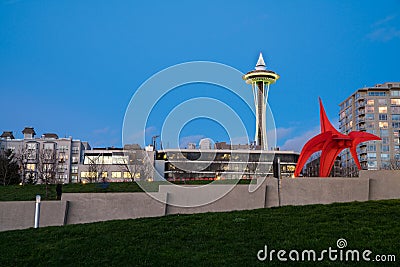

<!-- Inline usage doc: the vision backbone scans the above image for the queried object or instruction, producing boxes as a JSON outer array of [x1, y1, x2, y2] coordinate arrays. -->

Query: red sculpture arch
[[294, 98, 381, 177]]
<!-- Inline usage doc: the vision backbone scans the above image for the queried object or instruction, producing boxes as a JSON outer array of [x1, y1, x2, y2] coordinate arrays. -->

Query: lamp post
[[34, 195, 41, 228]]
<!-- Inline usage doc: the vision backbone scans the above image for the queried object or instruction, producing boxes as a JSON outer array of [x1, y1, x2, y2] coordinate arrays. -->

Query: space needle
[[243, 53, 280, 150]]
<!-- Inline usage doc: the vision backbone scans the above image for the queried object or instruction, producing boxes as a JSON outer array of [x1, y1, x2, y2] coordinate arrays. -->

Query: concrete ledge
[[360, 170, 400, 200], [61, 193, 168, 225], [280, 177, 370, 206], [0, 201, 34, 231], [159, 183, 267, 214], [0, 201, 68, 232], [40, 201, 69, 227]]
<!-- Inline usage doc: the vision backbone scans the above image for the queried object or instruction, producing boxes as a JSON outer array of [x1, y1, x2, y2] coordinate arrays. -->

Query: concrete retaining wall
[[62, 193, 168, 225], [279, 177, 370, 206], [159, 183, 267, 215], [359, 170, 400, 200], [1, 171, 399, 232], [0, 201, 68, 232]]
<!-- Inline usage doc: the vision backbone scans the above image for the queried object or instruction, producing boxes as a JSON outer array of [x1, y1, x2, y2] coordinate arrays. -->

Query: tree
[[0, 149, 20, 186], [117, 151, 142, 181], [382, 156, 400, 170], [13, 146, 38, 185], [37, 147, 58, 197], [86, 154, 109, 183]]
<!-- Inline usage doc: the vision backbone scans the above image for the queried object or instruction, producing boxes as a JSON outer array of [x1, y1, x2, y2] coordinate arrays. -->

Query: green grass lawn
[[0, 200, 399, 266], [0, 179, 253, 201]]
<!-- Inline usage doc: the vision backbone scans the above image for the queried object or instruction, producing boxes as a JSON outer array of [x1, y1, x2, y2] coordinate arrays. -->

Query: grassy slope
[[0, 200, 399, 266]]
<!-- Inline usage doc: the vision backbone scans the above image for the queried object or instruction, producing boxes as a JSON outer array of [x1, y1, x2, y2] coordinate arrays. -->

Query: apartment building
[[339, 82, 400, 176], [0, 127, 90, 184]]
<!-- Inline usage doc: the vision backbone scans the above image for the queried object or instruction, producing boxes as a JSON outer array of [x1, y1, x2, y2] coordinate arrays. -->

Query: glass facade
[[156, 150, 299, 181]]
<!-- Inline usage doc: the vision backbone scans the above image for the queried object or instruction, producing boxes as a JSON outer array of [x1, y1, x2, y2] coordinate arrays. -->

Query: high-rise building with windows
[[339, 82, 400, 176]]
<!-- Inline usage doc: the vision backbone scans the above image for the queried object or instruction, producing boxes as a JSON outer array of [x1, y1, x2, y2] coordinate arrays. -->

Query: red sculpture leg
[[294, 99, 381, 177]]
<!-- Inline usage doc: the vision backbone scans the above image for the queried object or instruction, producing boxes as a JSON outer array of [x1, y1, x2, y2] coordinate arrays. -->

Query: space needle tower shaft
[[243, 53, 280, 150]]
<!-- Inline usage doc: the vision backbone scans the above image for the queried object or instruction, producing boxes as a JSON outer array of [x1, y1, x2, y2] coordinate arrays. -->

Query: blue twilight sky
[[1, 0, 400, 151]]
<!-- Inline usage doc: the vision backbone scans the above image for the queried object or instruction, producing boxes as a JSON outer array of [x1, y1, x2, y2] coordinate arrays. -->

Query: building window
[[367, 99, 374, 105], [111, 171, 122, 178], [391, 99, 400, 106], [368, 161, 377, 169], [391, 90, 400, 97], [367, 144, 376, 151], [366, 114, 374, 120], [382, 137, 389, 144], [392, 106, 400, 113], [58, 145, 68, 152], [368, 91, 386, 96], [380, 129, 389, 136], [379, 114, 387, 121], [366, 106, 374, 113], [123, 172, 132, 179], [101, 172, 108, 178], [392, 114, 400, 121], [59, 154, 69, 162], [379, 122, 388, 129], [381, 153, 390, 160], [382, 145, 390, 152], [27, 143, 37, 149], [71, 165, 78, 173], [393, 122, 400, 128], [378, 106, 387, 113], [81, 171, 89, 178], [71, 175, 78, 182], [72, 147, 79, 154], [367, 153, 377, 160], [26, 163, 36, 171], [44, 143, 55, 150], [71, 156, 79, 164], [378, 99, 387, 105]]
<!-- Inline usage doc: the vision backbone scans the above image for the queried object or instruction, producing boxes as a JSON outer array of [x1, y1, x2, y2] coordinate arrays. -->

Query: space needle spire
[[243, 53, 280, 150]]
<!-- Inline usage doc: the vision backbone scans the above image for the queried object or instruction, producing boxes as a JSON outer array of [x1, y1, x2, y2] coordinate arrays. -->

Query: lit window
[[379, 122, 388, 128], [26, 163, 36, 171], [81, 171, 89, 178], [391, 99, 400, 105], [101, 172, 108, 178], [71, 166, 78, 173], [367, 99, 374, 105], [123, 172, 132, 178], [111, 171, 122, 178], [379, 106, 387, 113]]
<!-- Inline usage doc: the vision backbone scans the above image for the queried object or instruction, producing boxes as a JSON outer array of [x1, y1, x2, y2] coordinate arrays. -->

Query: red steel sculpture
[[294, 98, 381, 177]]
